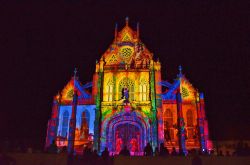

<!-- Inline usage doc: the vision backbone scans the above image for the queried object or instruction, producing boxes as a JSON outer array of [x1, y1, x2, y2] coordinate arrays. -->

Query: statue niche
[[119, 78, 134, 102]]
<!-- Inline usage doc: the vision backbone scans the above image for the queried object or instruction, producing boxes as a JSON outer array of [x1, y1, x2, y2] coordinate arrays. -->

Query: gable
[[180, 77, 196, 101], [100, 24, 153, 66], [60, 78, 92, 104], [160, 76, 197, 102]]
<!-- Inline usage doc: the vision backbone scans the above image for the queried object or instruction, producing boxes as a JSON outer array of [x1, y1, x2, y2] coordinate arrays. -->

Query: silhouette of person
[[119, 146, 130, 156], [144, 143, 153, 156], [121, 88, 125, 99], [171, 147, 177, 156], [154, 147, 159, 156], [159, 143, 169, 156], [47, 140, 58, 154], [101, 147, 109, 159], [192, 152, 202, 165]]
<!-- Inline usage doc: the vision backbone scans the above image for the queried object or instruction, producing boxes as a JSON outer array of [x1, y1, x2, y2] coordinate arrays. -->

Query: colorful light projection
[[160, 66, 212, 152], [46, 18, 212, 155], [56, 105, 96, 147]]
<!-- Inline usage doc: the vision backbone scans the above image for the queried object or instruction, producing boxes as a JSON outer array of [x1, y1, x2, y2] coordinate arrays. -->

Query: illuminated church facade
[[45, 18, 212, 155]]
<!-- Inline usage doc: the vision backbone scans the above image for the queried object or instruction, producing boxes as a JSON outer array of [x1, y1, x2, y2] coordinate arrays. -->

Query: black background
[[1, 0, 249, 149]]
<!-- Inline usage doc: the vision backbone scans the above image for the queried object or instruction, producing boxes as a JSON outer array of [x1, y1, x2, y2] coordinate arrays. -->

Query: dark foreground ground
[[1, 153, 250, 165]]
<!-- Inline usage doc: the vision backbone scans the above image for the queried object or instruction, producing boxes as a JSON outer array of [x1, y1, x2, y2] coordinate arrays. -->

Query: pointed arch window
[[163, 109, 173, 127], [107, 80, 114, 101], [186, 109, 194, 139], [80, 111, 89, 140], [62, 111, 69, 138], [139, 79, 148, 101], [119, 77, 134, 101], [163, 109, 174, 140], [186, 110, 193, 127]]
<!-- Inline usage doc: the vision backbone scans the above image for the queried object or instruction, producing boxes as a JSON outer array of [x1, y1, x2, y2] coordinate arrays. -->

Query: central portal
[[115, 123, 140, 154], [104, 112, 149, 155], [101, 111, 150, 155]]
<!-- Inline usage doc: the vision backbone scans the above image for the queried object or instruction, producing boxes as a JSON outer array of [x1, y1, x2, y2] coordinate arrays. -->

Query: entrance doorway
[[115, 123, 140, 153]]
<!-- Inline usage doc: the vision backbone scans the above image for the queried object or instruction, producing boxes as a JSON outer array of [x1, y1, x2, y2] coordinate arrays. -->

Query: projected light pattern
[[45, 18, 212, 155]]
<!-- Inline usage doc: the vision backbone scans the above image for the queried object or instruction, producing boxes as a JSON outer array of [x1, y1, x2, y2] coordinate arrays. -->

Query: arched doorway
[[114, 122, 142, 154], [104, 112, 149, 155]]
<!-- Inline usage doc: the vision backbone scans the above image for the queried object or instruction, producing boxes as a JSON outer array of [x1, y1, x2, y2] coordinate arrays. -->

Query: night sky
[[1, 0, 249, 149]]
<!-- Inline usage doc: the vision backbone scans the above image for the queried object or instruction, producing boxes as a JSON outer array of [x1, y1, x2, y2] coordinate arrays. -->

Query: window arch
[[107, 79, 114, 101], [163, 109, 174, 140], [139, 79, 148, 101], [163, 109, 173, 127], [80, 111, 89, 140], [62, 111, 69, 137], [118, 77, 135, 101], [186, 110, 193, 127]]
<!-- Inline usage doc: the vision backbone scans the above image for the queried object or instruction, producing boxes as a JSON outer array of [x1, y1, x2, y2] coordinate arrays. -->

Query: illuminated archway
[[101, 111, 150, 154]]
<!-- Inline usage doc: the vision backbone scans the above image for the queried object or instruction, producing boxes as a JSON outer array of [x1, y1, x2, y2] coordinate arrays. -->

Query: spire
[[125, 16, 129, 26], [137, 22, 140, 38], [177, 65, 183, 78], [73, 67, 77, 89], [179, 65, 182, 74], [74, 67, 77, 80], [114, 23, 118, 41]]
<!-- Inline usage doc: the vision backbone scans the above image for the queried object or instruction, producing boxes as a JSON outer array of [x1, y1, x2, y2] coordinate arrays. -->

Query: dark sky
[[1, 0, 250, 148]]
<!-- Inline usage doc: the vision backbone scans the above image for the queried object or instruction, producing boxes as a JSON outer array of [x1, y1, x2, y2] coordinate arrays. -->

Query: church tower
[[93, 17, 162, 154]]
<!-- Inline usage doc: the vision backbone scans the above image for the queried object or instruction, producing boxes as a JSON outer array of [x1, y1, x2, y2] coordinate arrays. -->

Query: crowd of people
[[66, 142, 250, 165], [1, 139, 250, 165]]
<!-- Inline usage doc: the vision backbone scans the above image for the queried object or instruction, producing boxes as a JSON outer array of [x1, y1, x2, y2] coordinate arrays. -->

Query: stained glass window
[[119, 47, 133, 58]]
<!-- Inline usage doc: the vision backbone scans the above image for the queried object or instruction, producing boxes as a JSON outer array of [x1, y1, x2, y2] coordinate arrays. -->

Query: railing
[[104, 64, 150, 71]]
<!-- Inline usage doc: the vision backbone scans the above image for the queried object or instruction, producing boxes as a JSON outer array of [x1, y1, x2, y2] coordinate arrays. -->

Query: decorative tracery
[[119, 46, 134, 59], [139, 79, 148, 101], [122, 33, 132, 42], [108, 54, 118, 64], [119, 77, 134, 101]]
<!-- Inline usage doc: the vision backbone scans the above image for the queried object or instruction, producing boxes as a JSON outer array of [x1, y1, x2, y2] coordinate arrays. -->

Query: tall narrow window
[[62, 111, 69, 138], [186, 110, 193, 127], [107, 80, 114, 101], [80, 111, 89, 140], [186, 109, 194, 139], [142, 84, 147, 101], [164, 109, 173, 127], [139, 79, 147, 101], [163, 109, 174, 140]]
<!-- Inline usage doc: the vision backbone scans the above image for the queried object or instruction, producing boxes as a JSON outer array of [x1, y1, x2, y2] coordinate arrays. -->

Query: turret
[[67, 69, 78, 154], [45, 94, 60, 150]]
